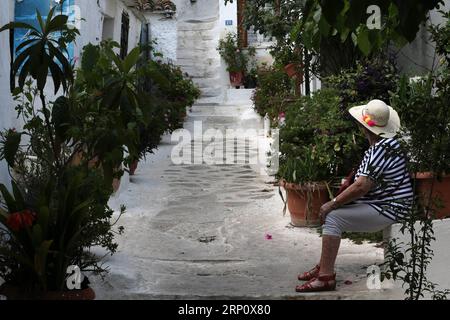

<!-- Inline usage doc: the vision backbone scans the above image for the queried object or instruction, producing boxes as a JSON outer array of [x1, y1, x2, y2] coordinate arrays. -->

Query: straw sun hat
[[349, 99, 401, 138]]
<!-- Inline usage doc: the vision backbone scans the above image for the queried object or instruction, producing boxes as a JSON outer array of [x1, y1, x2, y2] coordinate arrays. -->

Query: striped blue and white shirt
[[355, 138, 414, 221]]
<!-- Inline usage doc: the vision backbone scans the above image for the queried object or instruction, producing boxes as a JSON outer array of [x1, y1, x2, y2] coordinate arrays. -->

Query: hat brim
[[349, 104, 400, 139]]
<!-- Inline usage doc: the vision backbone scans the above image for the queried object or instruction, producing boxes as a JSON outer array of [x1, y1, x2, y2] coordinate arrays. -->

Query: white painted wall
[[0, 0, 144, 187], [384, 219, 450, 297], [395, 0, 450, 76], [217, 0, 237, 89], [145, 12, 177, 62], [0, 0, 18, 187], [219, 0, 237, 36], [76, 0, 144, 59]]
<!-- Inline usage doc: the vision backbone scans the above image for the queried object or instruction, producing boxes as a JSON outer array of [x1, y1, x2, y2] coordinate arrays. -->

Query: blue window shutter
[[14, 0, 75, 60], [14, 0, 51, 54]]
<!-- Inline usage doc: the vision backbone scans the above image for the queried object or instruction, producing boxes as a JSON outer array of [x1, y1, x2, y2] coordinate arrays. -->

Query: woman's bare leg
[[319, 235, 341, 275]]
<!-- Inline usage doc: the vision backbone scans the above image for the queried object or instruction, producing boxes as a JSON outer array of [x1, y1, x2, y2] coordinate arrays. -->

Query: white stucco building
[[1, 0, 449, 187], [0, 0, 147, 187]]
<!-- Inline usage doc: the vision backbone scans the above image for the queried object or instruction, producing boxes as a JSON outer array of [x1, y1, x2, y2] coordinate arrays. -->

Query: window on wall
[[14, 0, 75, 59], [120, 11, 130, 59]]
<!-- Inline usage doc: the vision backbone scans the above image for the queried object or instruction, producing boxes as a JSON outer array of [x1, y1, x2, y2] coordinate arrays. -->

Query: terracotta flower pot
[[283, 63, 298, 78], [229, 71, 244, 87], [280, 180, 329, 227], [413, 172, 450, 219], [0, 284, 95, 300], [129, 160, 138, 176]]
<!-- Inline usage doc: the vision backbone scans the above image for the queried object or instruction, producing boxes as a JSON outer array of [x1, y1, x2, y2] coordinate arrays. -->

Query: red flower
[[6, 209, 36, 232]]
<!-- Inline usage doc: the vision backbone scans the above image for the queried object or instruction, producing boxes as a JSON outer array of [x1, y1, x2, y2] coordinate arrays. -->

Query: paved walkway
[[90, 99, 400, 299]]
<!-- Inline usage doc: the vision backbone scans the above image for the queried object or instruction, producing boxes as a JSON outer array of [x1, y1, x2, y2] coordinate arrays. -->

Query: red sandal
[[295, 274, 336, 293], [297, 264, 320, 281]]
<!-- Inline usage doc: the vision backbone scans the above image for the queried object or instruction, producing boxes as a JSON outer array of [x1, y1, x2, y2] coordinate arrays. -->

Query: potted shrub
[[217, 33, 254, 87], [277, 89, 365, 226], [284, 63, 299, 78], [126, 59, 200, 175], [278, 150, 330, 227], [390, 15, 450, 219], [252, 65, 292, 126], [0, 8, 151, 299], [391, 72, 450, 219]]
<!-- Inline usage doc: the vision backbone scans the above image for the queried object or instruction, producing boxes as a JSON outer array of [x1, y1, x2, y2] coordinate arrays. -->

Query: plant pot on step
[[413, 172, 450, 219], [129, 160, 138, 176], [284, 63, 299, 78], [229, 71, 244, 87], [280, 180, 329, 227]]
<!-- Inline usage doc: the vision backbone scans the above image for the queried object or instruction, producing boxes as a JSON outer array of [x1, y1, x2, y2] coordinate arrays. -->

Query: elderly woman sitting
[[296, 99, 414, 293]]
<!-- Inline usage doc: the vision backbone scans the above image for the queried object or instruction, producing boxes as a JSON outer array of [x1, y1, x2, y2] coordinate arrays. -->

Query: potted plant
[[278, 149, 330, 227], [391, 71, 450, 219], [0, 7, 149, 299], [252, 65, 292, 126], [126, 58, 200, 175], [277, 89, 365, 226], [391, 14, 450, 219], [217, 33, 253, 87], [284, 63, 299, 78]]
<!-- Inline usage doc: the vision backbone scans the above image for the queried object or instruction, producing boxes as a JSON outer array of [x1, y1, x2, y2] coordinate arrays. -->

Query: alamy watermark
[[366, 5, 381, 30], [170, 121, 279, 174], [66, 265, 83, 290]]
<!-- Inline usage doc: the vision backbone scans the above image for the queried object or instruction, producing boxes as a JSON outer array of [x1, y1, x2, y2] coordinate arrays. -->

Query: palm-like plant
[[0, 4, 79, 167], [0, 5, 78, 93]]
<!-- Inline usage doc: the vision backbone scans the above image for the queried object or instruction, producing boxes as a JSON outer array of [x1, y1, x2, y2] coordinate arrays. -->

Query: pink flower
[[265, 234, 273, 240]]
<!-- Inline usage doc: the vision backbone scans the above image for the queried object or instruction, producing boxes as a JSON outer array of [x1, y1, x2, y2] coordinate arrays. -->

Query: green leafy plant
[[278, 88, 366, 185], [382, 12, 450, 300], [0, 8, 136, 297], [326, 54, 400, 114], [217, 32, 255, 73], [252, 65, 292, 123], [0, 5, 79, 169]]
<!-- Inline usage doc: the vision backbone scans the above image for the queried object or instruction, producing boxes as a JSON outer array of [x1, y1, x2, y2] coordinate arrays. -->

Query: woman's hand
[[319, 201, 336, 224]]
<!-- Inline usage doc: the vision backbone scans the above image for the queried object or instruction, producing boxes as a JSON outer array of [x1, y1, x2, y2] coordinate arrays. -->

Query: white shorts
[[322, 203, 394, 237]]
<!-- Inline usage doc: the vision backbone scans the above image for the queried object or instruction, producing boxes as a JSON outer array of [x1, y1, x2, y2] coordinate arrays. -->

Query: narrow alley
[[91, 92, 391, 299]]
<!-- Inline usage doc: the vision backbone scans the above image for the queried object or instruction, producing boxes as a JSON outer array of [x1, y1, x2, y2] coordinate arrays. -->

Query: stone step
[[225, 89, 255, 105], [177, 19, 218, 32], [200, 87, 224, 97], [190, 104, 254, 115]]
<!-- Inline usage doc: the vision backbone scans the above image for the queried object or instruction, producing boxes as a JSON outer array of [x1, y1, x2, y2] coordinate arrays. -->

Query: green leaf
[[46, 15, 68, 34], [0, 184, 18, 213], [0, 130, 21, 168], [32, 224, 44, 247], [36, 9, 45, 32], [0, 21, 39, 34], [123, 47, 141, 73], [356, 26, 371, 56], [37, 205, 50, 238], [11, 180, 25, 210], [34, 240, 53, 277], [81, 43, 100, 73]]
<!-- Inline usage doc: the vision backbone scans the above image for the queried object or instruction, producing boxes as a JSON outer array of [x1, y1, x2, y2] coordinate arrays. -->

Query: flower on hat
[[363, 115, 376, 127]]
